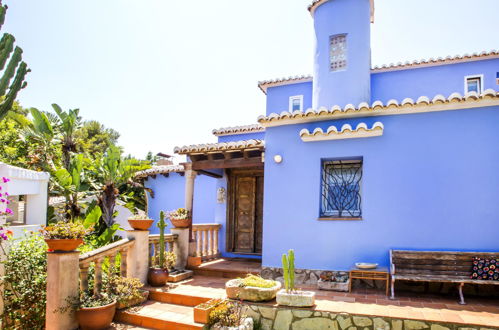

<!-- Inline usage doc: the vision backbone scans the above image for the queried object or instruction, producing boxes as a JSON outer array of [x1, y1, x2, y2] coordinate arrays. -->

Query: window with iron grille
[[320, 160, 362, 218], [330, 34, 347, 71]]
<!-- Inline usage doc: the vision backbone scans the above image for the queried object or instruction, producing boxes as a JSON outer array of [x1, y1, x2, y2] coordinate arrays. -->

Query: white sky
[[4, 0, 499, 159]]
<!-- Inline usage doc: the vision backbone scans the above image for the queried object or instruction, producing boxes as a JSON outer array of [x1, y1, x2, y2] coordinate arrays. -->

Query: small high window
[[465, 75, 483, 94], [330, 34, 347, 71], [320, 159, 362, 219], [289, 95, 303, 112]]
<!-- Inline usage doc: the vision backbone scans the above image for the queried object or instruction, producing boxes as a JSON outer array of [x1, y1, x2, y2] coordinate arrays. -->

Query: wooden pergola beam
[[191, 156, 263, 170]]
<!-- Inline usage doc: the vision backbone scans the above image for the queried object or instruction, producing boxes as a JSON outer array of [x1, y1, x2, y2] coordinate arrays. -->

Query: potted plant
[[40, 221, 90, 252], [276, 249, 316, 307], [168, 207, 191, 228], [208, 299, 253, 330], [148, 210, 169, 287], [127, 213, 154, 231], [109, 275, 149, 309], [194, 298, 222, 324], [75, 291, 116, 330], [317, 271, 350, 292], [225, 274, 281, 302]]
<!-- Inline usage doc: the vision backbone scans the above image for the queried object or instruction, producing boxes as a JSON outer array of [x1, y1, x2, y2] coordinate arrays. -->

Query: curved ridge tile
[[300, 122, 384, 142]]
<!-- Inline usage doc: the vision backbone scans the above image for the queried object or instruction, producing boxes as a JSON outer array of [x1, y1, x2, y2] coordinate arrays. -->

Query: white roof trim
[[0, 162, 49, 181], [135, 165, 185, 179], [300, 122, 384, 142], [212, 124, 265, 136], [258, 75, 313, 94], [174, 139, 265, 155], [258, 89, 499, 127]]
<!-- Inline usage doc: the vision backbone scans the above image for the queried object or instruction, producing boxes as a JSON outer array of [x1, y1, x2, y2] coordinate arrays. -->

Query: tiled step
[[114, 301, 204, 330], [148, 289, 212, 307], [188, 258, 261, 279]]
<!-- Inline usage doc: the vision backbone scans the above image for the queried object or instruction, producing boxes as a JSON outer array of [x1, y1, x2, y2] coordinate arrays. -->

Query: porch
[[115, 271, 499, 329]]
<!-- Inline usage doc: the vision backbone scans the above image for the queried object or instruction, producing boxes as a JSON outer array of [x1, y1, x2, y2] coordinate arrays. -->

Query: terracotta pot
[[194, 305, 214, 324], [147, 267, 169, 287], [128, 219, 154, 231], [45, 238, 83, 252], [170, 217, 191, 228], [76, 301, 116, 330]]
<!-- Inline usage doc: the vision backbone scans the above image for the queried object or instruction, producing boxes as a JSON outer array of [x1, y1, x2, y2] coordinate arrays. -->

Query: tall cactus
[[0, 2, 30, 121], [282, 249, 296, 292], [157, 210, 168, 269]]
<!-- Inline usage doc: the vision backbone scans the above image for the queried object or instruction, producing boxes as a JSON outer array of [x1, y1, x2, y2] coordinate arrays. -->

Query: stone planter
[[194, 299, 219, 324], [76, 301, 116, 330], [45, 238, 83, 252], [225, 278, 281, 302], [211, 317, 253, 330], [147, 267, 169, 287], [116, 289, 149, 309], [170, 217, 191, 228], [128, 219, 154, 231], [276, 289, 315, 307], [317, 278, 350, 292]]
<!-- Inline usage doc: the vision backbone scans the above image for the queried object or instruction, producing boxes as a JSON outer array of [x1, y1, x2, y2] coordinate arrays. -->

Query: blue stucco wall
[[312, 0, 371, 109], [371, 58, 499, 104], [266, 81, 313, 115], [217, 131, 266, 143], [262, 105, 499, 271], [145, 173, 217, 234]]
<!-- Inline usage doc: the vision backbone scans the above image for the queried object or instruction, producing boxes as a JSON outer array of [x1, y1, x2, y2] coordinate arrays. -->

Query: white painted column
[[126, 230, 150, 284], [183, 163, 198, 258]]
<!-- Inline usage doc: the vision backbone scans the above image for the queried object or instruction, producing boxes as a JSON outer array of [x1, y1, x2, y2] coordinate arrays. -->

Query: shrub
[[40, 221, 91, 239], [208, 299, 245, 327], [1, 233, 47, 329], [239, 274, 276, 288], [109, 275, 144, 305], [167, 208, 189, 220]]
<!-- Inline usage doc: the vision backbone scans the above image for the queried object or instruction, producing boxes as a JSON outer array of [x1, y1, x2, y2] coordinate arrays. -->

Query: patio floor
[[166, 275, 499, 327]]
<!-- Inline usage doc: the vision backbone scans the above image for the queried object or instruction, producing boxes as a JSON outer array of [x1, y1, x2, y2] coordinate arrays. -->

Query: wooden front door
[[228, 169, 264, 255]]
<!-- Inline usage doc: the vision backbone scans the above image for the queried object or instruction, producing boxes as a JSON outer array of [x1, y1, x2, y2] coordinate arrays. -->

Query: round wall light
[[273, 155, 283, 164]]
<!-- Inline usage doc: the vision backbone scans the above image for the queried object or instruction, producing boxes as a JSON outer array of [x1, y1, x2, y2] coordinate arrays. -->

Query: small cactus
[[282, 249, 295, 292], [157, 210, 168, 268]]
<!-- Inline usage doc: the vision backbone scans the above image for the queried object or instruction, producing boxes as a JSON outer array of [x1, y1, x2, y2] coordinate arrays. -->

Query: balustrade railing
[[79, 238, 135, 294], [192, 224, 221, 261], [148, 233, 178, 265]]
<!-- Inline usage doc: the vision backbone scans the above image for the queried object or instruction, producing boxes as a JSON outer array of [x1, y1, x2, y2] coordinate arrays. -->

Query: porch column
[[184, 163, 198, 259]]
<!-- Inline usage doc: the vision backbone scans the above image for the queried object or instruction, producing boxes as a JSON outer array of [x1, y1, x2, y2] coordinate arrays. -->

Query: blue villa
[[137, 0, 499, 278]]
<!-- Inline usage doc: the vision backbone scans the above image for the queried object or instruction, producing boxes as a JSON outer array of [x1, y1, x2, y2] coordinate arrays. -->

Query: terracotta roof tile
[[135, 165, 184, 179], [212, 124, 265, 136], [174, 139, 264, 155]]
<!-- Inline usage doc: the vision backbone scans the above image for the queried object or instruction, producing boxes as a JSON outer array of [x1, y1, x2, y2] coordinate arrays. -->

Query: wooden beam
[[192, 156, 263, 170], [197, 169, 223, 179]]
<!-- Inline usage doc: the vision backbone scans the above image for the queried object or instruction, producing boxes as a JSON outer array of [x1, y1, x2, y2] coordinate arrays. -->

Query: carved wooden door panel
[[234, 176, 256, 253], [229, 169, 264, 255]]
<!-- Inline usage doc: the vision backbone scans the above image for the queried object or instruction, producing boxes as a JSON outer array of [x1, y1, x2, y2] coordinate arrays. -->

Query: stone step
[[148, 288, 213, 307], [114, 301, 204, 330]]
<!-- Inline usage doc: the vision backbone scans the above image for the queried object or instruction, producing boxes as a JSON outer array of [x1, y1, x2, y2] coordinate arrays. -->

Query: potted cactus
[[168, 207, 191, 228], [147, 211, 170, 287], [128, 213, 154, 231], [276, 249, 316, 307]]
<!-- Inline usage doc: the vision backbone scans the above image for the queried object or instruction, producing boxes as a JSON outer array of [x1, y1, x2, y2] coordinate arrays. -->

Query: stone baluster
[[213, 226, 219, 256], [120, 248, 128, 277], [109, 254, 116, 275], [196, 229, 202, 257], [80, 264, 90, 292], [202, 229, 208, 257], [167, 240, 174, 252], [93, 259, 103, 295]]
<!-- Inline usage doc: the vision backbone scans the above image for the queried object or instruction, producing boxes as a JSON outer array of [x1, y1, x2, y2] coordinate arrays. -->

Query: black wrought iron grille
[[321, 160, 362, 218]]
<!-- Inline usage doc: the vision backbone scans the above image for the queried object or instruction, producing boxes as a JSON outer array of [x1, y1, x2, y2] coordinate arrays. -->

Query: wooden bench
[[390, 250, 499, 304]]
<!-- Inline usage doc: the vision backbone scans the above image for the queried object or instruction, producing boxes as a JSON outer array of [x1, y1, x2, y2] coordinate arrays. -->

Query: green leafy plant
[[168, 207, 189, 220], [128, 213, 151, 220], [151, 251, 176, 270], [238, 274, 276, 288], [208, 299, 246, 327], [109, 275, 144, 305], [40, 220, 91, 239], [282, 249, 295, 292], [0, 233, 46, 329]]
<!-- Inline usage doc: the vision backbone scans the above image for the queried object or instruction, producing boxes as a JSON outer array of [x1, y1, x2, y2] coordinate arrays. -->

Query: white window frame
[[464, 74, 484, 94], [289, 95, 303, 112]]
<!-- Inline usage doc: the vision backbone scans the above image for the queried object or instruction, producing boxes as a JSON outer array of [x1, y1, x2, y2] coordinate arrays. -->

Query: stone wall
[[242, 304, 497, 330], [261, 267, 499, 297]]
